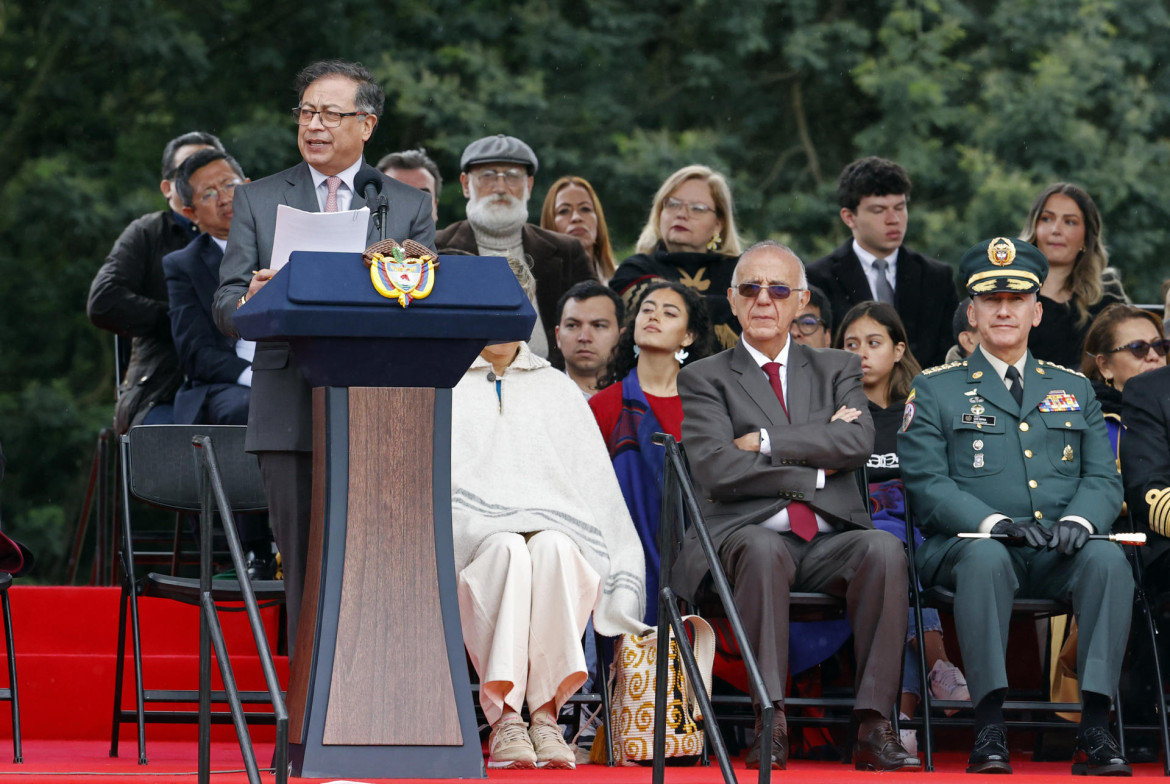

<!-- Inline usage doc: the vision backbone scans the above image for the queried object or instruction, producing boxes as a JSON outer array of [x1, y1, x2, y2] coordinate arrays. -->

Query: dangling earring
[[1105, 376, 1114, 388], [674, 348, 689, 365], [633, 345, 641, 358], [707, 232, 722, 252]]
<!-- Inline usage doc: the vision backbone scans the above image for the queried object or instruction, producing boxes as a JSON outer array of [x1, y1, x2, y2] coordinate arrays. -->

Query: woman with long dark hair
[[590, 281, 711, 624], [1019, 183, 1128, 368]]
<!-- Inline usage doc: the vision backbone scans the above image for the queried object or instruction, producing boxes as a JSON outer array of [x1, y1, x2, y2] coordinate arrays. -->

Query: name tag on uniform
[[1038, 391, 1080, 412], [961, 413, 996, 426]]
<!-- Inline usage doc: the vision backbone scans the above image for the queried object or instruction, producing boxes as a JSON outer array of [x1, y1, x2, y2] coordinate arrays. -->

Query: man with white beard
[[436, 134, 595, 367]]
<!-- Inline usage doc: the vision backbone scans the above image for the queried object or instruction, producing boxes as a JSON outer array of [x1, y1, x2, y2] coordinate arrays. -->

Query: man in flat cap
[[899, 238, 1131, 776], [435, 134, 595, 367]]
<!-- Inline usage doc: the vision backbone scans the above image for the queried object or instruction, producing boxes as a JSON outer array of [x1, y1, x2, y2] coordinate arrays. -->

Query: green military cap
[[959, 237, 1048, 296]]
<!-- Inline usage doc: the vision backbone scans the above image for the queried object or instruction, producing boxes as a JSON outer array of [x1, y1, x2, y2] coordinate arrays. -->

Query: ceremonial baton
[[957, 532, 1146, 546]]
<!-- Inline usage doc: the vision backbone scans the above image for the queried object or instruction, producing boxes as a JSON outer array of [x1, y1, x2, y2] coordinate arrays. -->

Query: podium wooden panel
[[286, 387, 483, 778]]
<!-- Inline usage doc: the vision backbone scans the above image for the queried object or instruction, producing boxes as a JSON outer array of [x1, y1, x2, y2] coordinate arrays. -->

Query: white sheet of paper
[[269, 204, 370, 271]]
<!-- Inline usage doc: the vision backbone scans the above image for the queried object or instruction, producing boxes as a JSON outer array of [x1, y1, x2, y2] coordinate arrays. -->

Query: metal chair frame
[[904, 501, 1130, 772], [0, 573, 21, 763], [109, 425, 286, 784], [650, 434, 896, 784]]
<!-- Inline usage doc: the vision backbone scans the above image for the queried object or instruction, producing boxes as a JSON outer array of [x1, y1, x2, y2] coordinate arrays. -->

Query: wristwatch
[[236, 292, 248, 309]]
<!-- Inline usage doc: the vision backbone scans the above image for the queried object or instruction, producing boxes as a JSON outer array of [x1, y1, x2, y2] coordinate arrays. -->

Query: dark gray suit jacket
[[672, 340, 875, 601], [213, 160, 435, 452]]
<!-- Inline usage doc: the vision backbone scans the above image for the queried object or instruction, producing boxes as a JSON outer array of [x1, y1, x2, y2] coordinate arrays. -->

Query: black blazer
[[807, 241, 958, 368], [164, 234, 250, 424], [1120, 364, 1170, 567]]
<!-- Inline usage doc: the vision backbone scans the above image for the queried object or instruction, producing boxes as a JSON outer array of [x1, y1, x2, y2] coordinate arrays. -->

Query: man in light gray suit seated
[[673, 240, 917, 772], [213, 59, 435, 653]]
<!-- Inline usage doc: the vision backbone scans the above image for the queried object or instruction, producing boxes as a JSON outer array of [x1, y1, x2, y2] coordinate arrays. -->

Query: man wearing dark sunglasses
[[673, 240, 919, 772]]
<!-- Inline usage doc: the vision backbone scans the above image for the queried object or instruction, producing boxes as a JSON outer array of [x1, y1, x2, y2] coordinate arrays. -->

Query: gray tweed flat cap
[[460, 134, 538, 174]]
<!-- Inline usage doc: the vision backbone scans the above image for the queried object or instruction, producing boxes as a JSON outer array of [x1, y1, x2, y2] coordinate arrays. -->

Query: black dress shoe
[[745, 712, 788, 770], [853, 718, 921, 771], [967, 724, 1012, 774], [1072, 726, 1132, 776]]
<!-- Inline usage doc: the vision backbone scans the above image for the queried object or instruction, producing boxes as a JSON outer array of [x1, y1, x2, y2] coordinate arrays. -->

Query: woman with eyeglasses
[[589, 282, 710, 625], [1019, 183, 1129, 369], [610, 165, 744, 352], [539, 176, 617, 284], [835, 302, 969, 756], [1082, 303, 1168, 451]]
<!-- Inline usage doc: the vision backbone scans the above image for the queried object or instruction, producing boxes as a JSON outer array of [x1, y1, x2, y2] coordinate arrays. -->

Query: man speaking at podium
[[214, 59, 435, 652]]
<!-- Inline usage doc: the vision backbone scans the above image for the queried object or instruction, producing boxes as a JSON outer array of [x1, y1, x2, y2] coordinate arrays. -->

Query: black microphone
[[355, 168, 384, 234]]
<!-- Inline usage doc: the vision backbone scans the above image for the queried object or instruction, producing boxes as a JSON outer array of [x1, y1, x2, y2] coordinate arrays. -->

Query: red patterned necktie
[[762, 362, 818, 541], [324, 175, 342, 213]]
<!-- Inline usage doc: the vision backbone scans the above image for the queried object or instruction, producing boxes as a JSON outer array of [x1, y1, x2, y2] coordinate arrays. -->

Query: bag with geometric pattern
[[603, 615, 715, 765]]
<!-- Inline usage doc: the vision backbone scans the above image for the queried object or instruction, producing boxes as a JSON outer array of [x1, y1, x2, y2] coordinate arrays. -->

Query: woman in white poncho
[[451, 264, 646, 770]]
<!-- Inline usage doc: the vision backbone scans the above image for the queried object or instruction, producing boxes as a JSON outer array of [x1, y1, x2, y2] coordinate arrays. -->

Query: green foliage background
[[2, 0, 1167, 581]]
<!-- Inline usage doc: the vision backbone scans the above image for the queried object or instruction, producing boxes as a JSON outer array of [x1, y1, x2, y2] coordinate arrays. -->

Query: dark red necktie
[[763, 362, 818, 541]]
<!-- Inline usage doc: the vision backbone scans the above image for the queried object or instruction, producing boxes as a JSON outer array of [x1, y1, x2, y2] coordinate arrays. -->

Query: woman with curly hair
[[1019, 183, 1128, 368], [610, 165, 744, 351], [589, 281, 711, 623], [539, 175, 617, 283]]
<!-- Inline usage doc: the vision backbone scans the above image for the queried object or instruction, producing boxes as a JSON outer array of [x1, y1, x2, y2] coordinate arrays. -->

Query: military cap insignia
[[363, 239, 439, 308], [987, 237, 1016, 267]]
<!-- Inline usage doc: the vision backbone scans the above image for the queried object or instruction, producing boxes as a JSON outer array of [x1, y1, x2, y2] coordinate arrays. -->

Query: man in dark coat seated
[[164, 148, 253, 426], [435, 134, 595, 368]]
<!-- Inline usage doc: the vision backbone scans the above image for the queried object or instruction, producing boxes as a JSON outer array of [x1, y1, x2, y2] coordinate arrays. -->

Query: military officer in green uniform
[[899, 237, 1132, 776]]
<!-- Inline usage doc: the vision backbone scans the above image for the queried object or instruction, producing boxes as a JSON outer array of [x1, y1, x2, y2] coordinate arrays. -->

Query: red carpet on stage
[[0, 586, 1163, 781]]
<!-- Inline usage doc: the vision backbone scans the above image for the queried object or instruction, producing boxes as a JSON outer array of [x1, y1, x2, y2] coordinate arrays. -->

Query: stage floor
[[0, 740, 1165, 783]]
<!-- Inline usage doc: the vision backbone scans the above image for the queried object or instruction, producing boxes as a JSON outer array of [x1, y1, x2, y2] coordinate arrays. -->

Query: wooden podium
[[235, 253, 536, 779]]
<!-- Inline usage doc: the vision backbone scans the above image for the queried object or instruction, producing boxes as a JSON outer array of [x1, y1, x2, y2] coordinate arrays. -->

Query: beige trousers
[[457, 530, 600, 726]]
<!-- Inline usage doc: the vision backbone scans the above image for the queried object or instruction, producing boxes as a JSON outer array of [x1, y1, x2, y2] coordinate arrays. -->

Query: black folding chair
[[109, 425, 285, 784], [650, 434, 895, 784], [904, 500, 1129, 772], [0, 573, 21, 764]]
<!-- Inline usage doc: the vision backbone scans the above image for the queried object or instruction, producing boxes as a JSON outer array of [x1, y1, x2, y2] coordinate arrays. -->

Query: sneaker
[[929, 660, 970, 716], [529, 712, 576, 769], [488, 716, 537, 769], [898, 713, 918, 758]]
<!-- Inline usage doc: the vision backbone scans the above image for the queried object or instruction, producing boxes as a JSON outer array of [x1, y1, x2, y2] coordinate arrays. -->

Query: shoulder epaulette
[[921, 360, 967, 376], [1037, 359, 1087, 378]]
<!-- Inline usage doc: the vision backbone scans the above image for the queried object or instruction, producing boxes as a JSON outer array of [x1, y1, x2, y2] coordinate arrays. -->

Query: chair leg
[[595, 633, 613, 767], [128, 583, 148, 765], [109, 582, 129, 758], [2, 590, 21, 764]]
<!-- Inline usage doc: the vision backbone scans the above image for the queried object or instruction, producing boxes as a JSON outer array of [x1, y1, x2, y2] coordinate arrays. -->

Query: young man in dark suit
[[675, 240, 918, 772], [808, 157, 958, 368], [213, 60, 435, 651]]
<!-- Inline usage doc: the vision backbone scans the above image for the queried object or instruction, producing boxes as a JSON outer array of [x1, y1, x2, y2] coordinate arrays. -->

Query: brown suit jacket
[[435, 220, 595, 368], [672, 339, 875, 601]]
